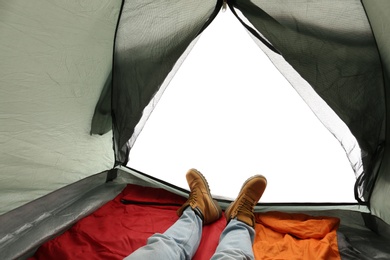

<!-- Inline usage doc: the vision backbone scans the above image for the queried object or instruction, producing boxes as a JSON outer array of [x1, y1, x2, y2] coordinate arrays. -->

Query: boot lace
[[237, 196, 255, 216], [188, 190, 198, 206]]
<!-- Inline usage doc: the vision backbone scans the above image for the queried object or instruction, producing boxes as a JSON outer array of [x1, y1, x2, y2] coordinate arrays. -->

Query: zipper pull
[[222, 0, 227, 12]]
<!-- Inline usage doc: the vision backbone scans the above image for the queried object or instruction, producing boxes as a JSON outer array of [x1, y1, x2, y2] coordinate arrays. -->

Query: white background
[[128, 9, 356, 202]]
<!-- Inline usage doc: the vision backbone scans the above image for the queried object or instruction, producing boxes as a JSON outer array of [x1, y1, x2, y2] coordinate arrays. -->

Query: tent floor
[[1, 167, 390, 259]]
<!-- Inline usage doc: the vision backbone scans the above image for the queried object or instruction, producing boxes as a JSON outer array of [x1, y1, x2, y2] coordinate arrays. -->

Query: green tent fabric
[[235, 0, 385, 185], [363, 0, 390, 228], [1, 0, 390, 259], [0, 0, 119, 214]]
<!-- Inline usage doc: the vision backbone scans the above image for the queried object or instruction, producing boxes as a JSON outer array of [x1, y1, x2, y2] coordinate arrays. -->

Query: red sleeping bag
[[31, 184, 227, 260]]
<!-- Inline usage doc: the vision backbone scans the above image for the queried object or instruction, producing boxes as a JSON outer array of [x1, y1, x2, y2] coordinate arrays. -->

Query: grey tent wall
[[362, 1, 390, 226], [0, 1, 120, 215], [232, 0, 386, 201]]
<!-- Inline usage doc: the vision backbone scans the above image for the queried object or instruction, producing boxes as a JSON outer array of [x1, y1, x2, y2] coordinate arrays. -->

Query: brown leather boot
[[225, 175, 267, 227], [177, 169, 222, 225]]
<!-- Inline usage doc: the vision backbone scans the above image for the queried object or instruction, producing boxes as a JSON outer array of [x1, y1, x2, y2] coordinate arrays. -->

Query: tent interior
[[1, 0, 390, 259]]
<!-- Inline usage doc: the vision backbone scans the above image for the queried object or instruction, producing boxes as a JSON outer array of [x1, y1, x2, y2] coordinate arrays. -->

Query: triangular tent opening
[[128, 8, 357, 202]]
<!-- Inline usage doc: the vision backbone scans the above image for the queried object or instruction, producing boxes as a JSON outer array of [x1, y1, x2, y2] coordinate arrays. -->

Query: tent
[[1, 0, 390, 259]]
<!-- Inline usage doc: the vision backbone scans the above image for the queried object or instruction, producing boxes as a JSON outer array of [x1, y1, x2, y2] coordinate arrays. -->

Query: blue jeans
[[124, 207, 255, 260]]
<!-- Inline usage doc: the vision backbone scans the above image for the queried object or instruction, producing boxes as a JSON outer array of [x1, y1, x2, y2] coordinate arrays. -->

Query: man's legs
[[124, 169, 222, 260], [211, 219, 255, 259], [211, 175, 267, 260], [124, 207, 202, 259]]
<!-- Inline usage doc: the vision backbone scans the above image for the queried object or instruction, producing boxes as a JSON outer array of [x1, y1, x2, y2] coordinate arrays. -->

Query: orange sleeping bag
[[253, 211, 340, 260]]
